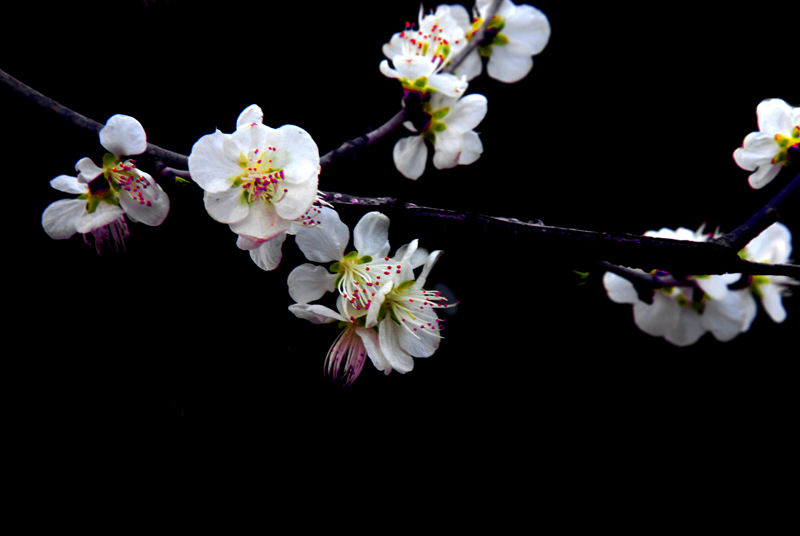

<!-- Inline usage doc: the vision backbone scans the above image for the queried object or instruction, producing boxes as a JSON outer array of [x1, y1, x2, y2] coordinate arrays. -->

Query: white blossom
[[188, 104, 320, 242], [393, 91, 487, 179], [733, 98, 800, 189]]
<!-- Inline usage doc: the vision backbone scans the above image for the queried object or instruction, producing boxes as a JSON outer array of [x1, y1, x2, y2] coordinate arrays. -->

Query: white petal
[[486, 41, 534, 83], [248, 231, 287, 271], [100, 115, 147, 156], [119, 174, 169, 226], [353, 211, 391, 258], [756, 99, 794, 136], [693, 275, 728, 301], [633, 293, 679, 337], [42, 198, 85, 239], [295, 206, 349, 262], [287, 263, 338, 304], [203, 187, 249, 224], [398, 319, 439, 358], [503, 4, 551, 55], [236, 104, 264, 129], [189, 130, 243, 193], [273, 175, 318, 221], [356, 327, 389, 372], [393, 135, 428, 180], [703, 291, 750, 342], [602, 271, 639, 304], [378, 318, 415, 373], [748, 164, 782, 189], [75, 157, 105, 183], [446, 94, 488, 132], [74, 202, 124, 234], [760, 283, 787, 323], [457, 130, 484, 166], [664, 307, 707, 347], [230, 199, 290, 241], [50, 175, 88, 194], [288, 303, 342, 324]]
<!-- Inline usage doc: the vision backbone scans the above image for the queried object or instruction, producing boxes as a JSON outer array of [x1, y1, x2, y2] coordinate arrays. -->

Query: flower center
[[381, 280, 452, 340], [468, 15, 509, 56], [772, 126, 800, 165], [330, 254, 401, 311], [102, 153, 153, 207], [234, 147, 286, 204]]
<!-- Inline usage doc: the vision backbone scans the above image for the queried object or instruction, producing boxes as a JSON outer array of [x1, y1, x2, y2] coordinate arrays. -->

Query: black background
[[4, 0, 798, 478]]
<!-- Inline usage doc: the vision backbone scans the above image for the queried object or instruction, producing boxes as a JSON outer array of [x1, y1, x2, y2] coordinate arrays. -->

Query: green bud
[[329, 262, 341, 273], [358, 255, 373, 264]]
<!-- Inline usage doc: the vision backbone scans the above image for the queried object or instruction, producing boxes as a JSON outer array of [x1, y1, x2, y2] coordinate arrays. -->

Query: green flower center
[[468, 15, 509, 57], [772, 126, 800, 165]]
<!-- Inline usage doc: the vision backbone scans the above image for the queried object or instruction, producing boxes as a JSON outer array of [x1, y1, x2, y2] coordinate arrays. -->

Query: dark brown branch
[[4, 65, 798, 280], [441, 0, 502, 74], [316, 191, 800, 279], [714, 170, 800, 250], [0, 67, 187, 169]]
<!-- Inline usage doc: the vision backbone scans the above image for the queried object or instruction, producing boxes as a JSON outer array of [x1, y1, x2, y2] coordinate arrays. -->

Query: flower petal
[[378, 317, 415, 373], [229, 198, 290, 240], [75, 157, 105, 183], [100, 115, 147, 156], [249, 231, 287, 271], [295, 206, 349, 262], [486, 41, 534, 83], [287, 263, 338, 304], [354, 211, 391, 258], [236, 104, 264, 129], [204, 187, 249, 224], [50, 175, 88, 194], [119, 174, 169, 226], [189, 130, 243, 193], [42, 198, 85, 239], [74, 202, 124, 234], [288, 303, 342, 324], [393, 135, 428, 179], [756, 99, 793, 136], [748, 163, 782, 189]]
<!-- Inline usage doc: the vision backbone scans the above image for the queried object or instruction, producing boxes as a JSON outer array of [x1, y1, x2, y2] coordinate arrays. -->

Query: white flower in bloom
[[602, 225, 753, 346], [188, 104, 320, 242], [365, 241, 454, 373], [287, 207, 395, 308], [739, 222, 797, 323], [41, 174, 129, 252], [733, 99, 800, 189], [393, 91, 488, 179], [41, 115, 169, 251], [380, 4, 469, 97], [289, 297, 389, 385], [462, 0, 551, 83]]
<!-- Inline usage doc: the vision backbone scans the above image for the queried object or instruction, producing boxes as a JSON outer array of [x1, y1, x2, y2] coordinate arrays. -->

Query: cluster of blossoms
[[733, 98, 800, 189], [41, 115, 170, 252], [288, 207, 455, 384], [603, 223, 796, 346], [381, 0, 550, 179], [188, 104, 321, 271]]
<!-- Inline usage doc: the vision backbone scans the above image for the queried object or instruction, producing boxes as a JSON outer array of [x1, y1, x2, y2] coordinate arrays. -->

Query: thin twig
[[714, 170, 800, 250], [4, 63, 798, 280], [0, 67, 188, 169], [441, 0, 503, 74]]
